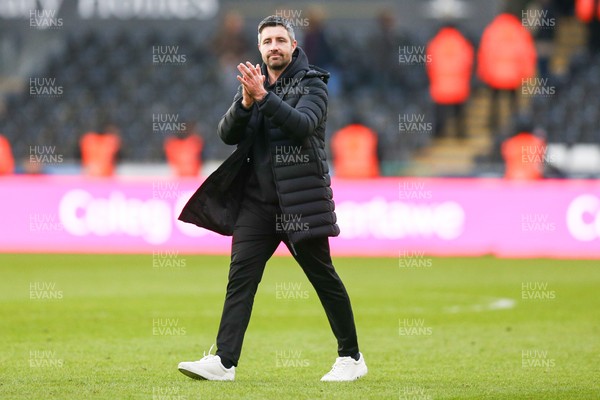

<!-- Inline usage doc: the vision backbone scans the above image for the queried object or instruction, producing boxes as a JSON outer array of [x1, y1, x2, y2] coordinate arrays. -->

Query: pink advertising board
[[0, 176, 599, 258]]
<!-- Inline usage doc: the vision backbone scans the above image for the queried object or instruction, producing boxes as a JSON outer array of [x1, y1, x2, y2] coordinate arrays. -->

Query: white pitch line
[[443, 298, 516, 314]]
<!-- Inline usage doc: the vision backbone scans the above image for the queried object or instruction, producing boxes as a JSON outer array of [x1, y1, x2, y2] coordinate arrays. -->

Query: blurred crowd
[[0, 0, 599, 178]]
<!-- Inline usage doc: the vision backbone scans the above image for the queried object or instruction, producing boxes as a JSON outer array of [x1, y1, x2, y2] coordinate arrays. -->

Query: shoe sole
[[178, 366, 234, 381], [321, 366, 368, 382], [178, 367, 209, 380], [321, 374, 366, 382]]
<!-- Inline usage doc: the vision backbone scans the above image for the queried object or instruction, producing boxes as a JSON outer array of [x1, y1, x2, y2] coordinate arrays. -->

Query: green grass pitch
[[1, 253, 598, 399]]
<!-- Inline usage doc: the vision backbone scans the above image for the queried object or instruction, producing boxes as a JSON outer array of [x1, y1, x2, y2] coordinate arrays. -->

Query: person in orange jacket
[[575, 0, 600, 55], [79, 123, 121, 177], [164, 122, 204, 177], [331, 121, 380, 178], [426, 24, 474, 138], [501, 117, 546, 180], [0, 134, 15, 175], [478, 13, 537, 130]]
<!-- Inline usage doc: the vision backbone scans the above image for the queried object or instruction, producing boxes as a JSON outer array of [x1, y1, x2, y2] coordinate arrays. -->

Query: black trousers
[[215, 200, 360, 367], [490, 88, 518, 131], [434, 103, 465, 138]]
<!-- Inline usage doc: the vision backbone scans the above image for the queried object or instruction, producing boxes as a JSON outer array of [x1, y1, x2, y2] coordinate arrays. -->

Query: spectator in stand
[[79, 123, 121, 177], [302, 7, 340, 95], [368, 10, 412, 93], [501, 116, 546, 180], [212, 11, 255, 93], [331, 120, 380, 178], [0, 134, 14, 175], [164, 122, 204, 177], [524, 0, 557, 80], [575, 0, 600, 56], [21, 157, 44, 175], [212, 10, 253, 62], [426, 24, 474, 138], [478, 12, 537, 131]]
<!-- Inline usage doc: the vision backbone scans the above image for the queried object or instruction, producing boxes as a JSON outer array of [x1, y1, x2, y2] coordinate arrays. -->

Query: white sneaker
[[321, 352, 368, 381], [178, 345, 235, 381]]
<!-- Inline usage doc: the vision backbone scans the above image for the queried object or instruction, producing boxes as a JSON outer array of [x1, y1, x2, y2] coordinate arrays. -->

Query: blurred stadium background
[[1, 0, 599, 178], [1, 0, 600, 399]]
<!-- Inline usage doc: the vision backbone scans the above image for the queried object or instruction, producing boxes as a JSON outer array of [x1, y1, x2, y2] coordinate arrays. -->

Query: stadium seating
[[1, 17, 598, 177], [530, 52, 600, 145], [0, 25, 431, 172]]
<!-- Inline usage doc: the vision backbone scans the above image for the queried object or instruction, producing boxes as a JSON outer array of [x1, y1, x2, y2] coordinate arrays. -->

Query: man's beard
[[267, 54, 289, 70]]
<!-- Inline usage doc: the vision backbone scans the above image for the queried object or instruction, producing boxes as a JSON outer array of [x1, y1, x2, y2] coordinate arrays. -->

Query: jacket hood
[[306, 63, 330, 84]]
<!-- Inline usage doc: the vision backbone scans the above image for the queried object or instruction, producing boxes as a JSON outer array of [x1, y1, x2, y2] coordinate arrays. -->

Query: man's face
[[258, 25, 297, 71]]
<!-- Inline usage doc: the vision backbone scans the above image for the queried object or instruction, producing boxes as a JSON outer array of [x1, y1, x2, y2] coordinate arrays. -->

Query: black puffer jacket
[[179, 47, 339, 245]]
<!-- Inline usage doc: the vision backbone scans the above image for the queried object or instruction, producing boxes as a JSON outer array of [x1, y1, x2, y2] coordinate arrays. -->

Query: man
[[177, 16, 367, 382], [79, 123, 121, 177], [477, 12, 536, 131], [426, 24, 474, 138], [501, 116, 546, 180], [576, 0, 600, 56], [331, 122, 380, 178], [164, 122, 204, 177], [0, 134, 14, 175]]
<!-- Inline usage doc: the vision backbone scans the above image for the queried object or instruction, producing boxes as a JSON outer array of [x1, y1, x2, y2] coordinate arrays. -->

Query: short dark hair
[[257, 15, 295, 43]]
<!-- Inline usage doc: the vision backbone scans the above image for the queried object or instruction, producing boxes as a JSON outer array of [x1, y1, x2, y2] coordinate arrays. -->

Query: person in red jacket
[[478, 13, 537, 131], [426, 24, 474, 138], [331, 122, 380, 178], [164, 122, 204, 177], [0, 134, 15, 175], [79, 123, 121, 177], [575, 0, 600, 55], [502, 118, 546, 180]]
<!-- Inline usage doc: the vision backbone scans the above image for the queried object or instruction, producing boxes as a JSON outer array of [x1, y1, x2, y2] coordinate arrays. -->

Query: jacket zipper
[[264, 118, 297, 255], [267, 70, 309, 256]]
